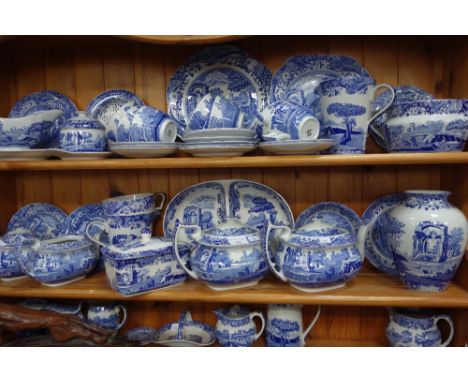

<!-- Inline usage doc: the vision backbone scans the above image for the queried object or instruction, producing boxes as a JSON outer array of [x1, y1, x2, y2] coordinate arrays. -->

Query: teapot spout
[[213, 308, 224, 320]]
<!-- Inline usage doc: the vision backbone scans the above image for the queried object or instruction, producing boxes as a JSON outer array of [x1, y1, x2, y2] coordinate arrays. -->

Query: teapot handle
[[173, 223, 201, 281], [154, 192, 166, 210], [367, 84, 395, 144], [435, 314, 455, 347], [250, 311, 266, 342], [85, 218, 108, 247], [264, 223, 291, 282], [115, 304, 128, 331], [302, 305, 322, 342]]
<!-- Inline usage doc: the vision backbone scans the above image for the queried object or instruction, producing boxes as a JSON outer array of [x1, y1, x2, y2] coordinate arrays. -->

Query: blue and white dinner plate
[[361, 193, 406, 275], [296, 202, 361, 237], [61, 203, 105, 235], [259, 139, 334, 155], [7, 203, 67, 240], [167, 45, 272, 137], [270, 55, 372, 115], [87, 89, 144, 135], [179, 141, 257, 157], [109, 142, 178, 158], [49, 149, 112, 161], [9, 90, 78, 119], [164, 179, 294, 238]]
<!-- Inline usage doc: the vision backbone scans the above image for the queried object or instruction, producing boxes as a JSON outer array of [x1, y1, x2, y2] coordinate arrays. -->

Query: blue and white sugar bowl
[[214, 305, 265, 347], [386, 308, 454, 347], [173, 218, 268, 291], [100, 234, 189, 296], [264, 222, 364, 292], [58, 111, 107, 152]]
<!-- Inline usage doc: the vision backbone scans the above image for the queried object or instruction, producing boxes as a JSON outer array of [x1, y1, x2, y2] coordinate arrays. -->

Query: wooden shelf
[[121, 35, 246, 45], [1, 264, 467, 307], [1, 152, 467, 172]]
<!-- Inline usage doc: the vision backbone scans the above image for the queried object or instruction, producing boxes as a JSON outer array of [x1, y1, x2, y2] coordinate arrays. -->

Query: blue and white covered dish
[[173, 219, 268, 291], [101, 234, 189, 296], [265, 222, 364, 292]]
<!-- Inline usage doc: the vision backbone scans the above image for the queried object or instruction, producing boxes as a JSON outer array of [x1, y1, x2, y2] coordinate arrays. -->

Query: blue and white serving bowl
[[16, 235, 100, 286], [370, 99, 468, 152]]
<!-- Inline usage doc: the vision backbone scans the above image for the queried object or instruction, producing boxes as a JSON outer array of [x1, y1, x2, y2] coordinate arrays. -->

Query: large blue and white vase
[[214, 305, 265, 347], [387, 190, 468, 291], [386, 308, 454, 347]]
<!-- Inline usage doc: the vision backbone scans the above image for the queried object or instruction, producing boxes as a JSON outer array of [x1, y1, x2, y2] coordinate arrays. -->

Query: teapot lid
[[198, 220, 260, 247], [101, 234, 189, 260], [283, 225, 356, 249]]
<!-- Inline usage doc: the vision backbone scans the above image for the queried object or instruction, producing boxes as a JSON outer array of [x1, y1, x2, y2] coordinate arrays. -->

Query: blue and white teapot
[[173, 218, 268, 291], [265, 222, 365, 292]]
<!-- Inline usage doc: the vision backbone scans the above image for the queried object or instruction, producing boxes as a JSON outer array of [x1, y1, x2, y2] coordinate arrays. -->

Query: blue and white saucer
[[87, 89, 144, 133], [361, 193, 406, 275], [61, 204, 105, 235], [49, 149, 112, 160], [7, 203, 67, 240], [9, 90, 77, 118], [179, 141, 257, 157], [109, 142, 178, 158], [0, 148, 54, 161], [167, 45, 272, 136], [259, 139, 334, 155]]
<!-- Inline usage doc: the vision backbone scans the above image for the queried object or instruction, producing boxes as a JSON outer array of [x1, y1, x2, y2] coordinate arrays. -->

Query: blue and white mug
[[386, 308, 454, 347], [187, 94, 247, 133], [317, 76, 395, 154], [87, 303, 128, 332], [130, 106, 177, 143], [261, 101, 321, 141]]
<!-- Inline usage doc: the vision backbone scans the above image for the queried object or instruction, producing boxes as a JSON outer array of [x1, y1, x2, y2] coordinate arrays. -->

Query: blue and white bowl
[[0, 110, 64, 148], [370, 99, 468, 152], [16, 235, 100, 286]]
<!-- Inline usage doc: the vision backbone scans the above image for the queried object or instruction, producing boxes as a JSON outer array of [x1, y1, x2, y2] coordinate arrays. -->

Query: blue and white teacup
[[102, 192, 165, 216], [87, 302, 128, 332], [317, 76, 395, 154], [107, 101, 142, 143], [261, 101, 321, 141], [187, 94, 247, 133], [58, 111, 107, 152], [386, 308, 454, 347], [130, 106, 177, 143]]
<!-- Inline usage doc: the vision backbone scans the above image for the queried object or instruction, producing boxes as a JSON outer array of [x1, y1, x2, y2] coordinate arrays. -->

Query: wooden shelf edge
[[1, 270, 467, 308], [1, 152, 467, 172], [119, 35, 247, 45]]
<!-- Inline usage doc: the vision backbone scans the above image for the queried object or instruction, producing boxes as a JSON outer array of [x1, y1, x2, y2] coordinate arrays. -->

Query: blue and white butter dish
[[101, 234, 189, 296]]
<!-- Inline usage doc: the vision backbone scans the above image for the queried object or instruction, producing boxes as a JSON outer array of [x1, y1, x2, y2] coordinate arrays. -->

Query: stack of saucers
[[179, 94, 258, 157], [88, 90, 178, 158]]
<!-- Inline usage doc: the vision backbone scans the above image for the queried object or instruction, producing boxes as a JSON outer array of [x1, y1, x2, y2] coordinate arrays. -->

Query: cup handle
[[173, 222, 201, 281], [435, 314, 455, 347], [115, 304, 128, 331], [263, 223, 291, 282], [367, 84, 395, 143], [302, 305, 322, 342], [154, 192, 166, 210], [85, 219, 108, 247], [251, 312, 266, 342]]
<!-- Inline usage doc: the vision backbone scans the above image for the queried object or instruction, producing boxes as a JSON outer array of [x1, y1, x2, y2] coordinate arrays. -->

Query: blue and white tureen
[[173, 218, 268, 290], [101, 234, 189, 296]]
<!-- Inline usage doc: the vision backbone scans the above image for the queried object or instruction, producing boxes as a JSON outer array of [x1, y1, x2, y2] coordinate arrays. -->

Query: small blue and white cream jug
[[87, 302, 128, 332], [266, 304, 321, 347], [214, 305, 265, 347], [386, 308, 454, 347]]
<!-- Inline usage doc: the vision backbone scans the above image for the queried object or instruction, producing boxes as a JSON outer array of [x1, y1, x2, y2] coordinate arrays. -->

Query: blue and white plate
[[361, 193, 406, 275], [296, 202, 361, 237], [167, 45, 272, 137], [61, 204, 105, 235], [109, 142, 178, 158], [271, 55, 372, 115], [259, 139, 335, 155], [164, 179, 294, 238], [179, 141, 257, 157], [0, 148, 54, 161], [49, 149, 112, 161], [87, 89, 144, 136], [9, 90, 78, 119], [7, 203, 67, 240]]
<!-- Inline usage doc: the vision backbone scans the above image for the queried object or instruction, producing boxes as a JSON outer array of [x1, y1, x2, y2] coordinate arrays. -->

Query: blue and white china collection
[[266, 304, 321, 347], [386, 308, 454, 347]]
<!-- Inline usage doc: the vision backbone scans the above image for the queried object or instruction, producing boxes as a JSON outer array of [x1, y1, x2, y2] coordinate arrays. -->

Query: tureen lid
[[101, 234, 188, 260], [197, 220, 261, 247], [283, 225, 356, 249]]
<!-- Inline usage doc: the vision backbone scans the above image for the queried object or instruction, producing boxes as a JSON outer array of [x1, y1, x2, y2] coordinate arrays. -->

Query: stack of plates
[[180, 128, 258, 157], [109, 142, 178, 158]]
